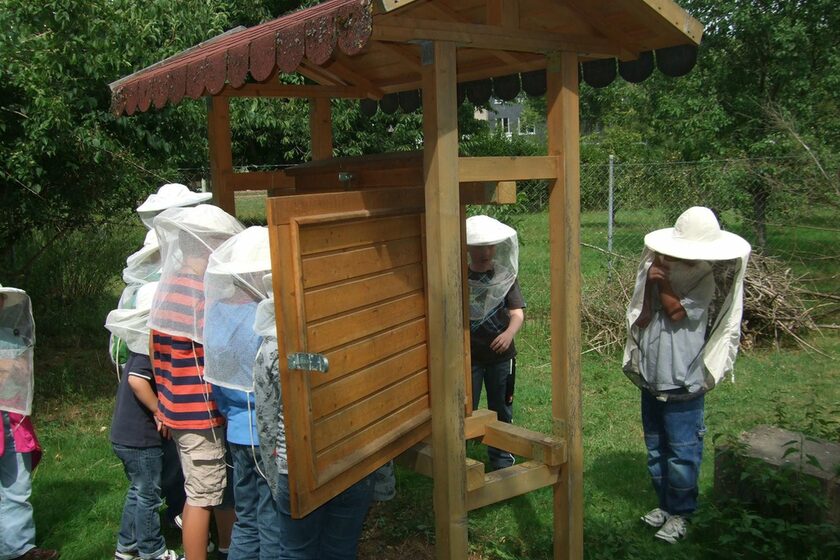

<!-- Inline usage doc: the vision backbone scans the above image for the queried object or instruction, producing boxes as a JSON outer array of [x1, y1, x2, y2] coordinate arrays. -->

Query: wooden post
[[309, 97, 333, 160], [207, 96, 235, 214], [546, 52, 583, 560], [421, 40, 469, 560]]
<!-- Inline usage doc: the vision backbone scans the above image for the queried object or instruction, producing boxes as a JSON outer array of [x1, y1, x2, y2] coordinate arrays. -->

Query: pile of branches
[[740, 253, 818, 352], [580, 251, 819, 355]]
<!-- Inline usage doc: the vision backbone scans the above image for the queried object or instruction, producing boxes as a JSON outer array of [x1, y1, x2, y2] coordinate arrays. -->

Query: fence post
[[607, 154, 615, 277]]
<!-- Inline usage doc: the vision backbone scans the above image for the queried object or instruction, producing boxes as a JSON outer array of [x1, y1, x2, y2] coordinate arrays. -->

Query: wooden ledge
[[483, 420, 567, 466], [467, 460, 559, 511]]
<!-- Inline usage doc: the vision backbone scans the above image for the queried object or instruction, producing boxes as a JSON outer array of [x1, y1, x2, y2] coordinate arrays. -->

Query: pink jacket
[[0, 412, 42, 469]]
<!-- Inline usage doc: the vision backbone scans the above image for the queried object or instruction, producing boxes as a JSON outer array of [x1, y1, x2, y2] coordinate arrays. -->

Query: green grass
[[22, 205, 839, 559]]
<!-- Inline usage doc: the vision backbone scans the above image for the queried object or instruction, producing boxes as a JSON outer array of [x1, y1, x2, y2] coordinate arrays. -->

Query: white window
[[518, 119, 536, 135], [498, 117, 511, 137]]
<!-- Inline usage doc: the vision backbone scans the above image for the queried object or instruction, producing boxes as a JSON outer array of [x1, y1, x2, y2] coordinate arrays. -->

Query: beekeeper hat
[[156, 204, 243, 237], [466, 215, 517, 246], [212, 226, 271, 275], [137, 183, 212, 214], [644, 206, 750, 261], [0, 286, 29, 309]]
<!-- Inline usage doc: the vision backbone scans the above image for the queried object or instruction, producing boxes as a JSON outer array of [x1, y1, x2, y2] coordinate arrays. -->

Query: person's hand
[[155, 413, 171, 439], [490, 330, 515, 353], [648, 254, 669, 284]]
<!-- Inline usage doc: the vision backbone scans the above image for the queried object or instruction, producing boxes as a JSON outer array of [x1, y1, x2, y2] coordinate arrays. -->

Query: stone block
[[714, 424, 840, 526]]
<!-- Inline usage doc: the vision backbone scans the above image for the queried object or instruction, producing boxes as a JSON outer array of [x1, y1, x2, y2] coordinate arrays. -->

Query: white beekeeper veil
[[122, 229, 161, 287], [0, 285, 35, 415], [623, 207, 751, 398], [253, 273, 276, 339], [105, 281, 158, 356], [148, 204, 244, 342], [136, 183, 212, 229], [466, 215, 519, 323], [203, 226, 271, 391]]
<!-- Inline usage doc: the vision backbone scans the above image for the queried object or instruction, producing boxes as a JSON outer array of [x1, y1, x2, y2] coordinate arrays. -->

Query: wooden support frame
[[467, 461, 559, 511], [422, 40, 469, 560], [309, 97, 333, 161], [397, 443, 487, 492], [547, 51, 583, 560], [207, 96, 235, 214]]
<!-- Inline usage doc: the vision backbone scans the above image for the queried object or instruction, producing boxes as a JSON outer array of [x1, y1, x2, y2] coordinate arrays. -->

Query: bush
[[6, 220, 145, 346]]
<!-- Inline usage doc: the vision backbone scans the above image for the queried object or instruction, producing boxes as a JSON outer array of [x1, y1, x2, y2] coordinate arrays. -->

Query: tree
[[650, 0, 840, 246]]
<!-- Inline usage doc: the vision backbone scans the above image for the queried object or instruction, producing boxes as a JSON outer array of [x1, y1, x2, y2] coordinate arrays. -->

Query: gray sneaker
[[655, 514, 687, 544], [641, 507, 669, 528], [114, 551, 137, 560]]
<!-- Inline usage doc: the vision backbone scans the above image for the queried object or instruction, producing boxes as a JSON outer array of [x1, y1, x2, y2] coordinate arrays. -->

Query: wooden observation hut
[[110, 1, 703, 558]]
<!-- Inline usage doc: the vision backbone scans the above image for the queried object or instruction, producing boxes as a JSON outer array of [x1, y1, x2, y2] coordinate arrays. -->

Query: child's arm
[[127, 374, 158, 415], [490, 307, 524, 353], [648, 256, 686, 322], [127, 373, 168, 438], [635, 256, 687, 326]]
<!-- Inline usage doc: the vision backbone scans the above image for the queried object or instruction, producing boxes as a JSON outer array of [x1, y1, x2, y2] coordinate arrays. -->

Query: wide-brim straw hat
[[466, 215, 516, 246], [644, 206, 750, 261], [136, 183, 212, 213]]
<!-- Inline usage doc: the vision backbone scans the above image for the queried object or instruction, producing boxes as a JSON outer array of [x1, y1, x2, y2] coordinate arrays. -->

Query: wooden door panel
[[306, 292, 426, 352], [301, 236, 422, 288], [311, 318, 426, 389], [311, 343, 428, 418], [299, 213, 421, 255], [314, 398, 431, 478], [303, 263, 424, 321], [313, 370, 430, 451], [266, 187, 432, 518]]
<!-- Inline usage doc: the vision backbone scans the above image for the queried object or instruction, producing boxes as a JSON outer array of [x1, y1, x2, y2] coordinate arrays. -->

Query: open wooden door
[[266, 187, 433, 518]]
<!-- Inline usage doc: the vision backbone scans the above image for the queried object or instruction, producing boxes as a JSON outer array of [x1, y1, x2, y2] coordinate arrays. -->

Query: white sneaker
[[641, 507, 669, 528], [153, 550, 184, 560], [655, 514, 687, 544]]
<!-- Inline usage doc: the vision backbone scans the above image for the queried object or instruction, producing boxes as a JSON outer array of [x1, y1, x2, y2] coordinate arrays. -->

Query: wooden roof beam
[[377, 42, 423, 74], [558, 0, 642, 59], [623, 0, 704, 45], [372, 17, 623, 57], [321, 58, 387, 99], [373, 0, 424, 13], [421, 0, 531, 68]]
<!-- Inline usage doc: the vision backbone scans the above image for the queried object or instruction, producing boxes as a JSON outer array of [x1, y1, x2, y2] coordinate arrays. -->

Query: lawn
[[22, 203, 839, 559]]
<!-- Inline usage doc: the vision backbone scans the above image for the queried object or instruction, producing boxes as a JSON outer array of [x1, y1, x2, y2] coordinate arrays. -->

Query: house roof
[[110, 0, 703, 116]]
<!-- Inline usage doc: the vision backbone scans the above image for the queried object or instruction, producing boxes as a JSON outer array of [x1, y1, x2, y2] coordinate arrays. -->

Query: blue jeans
[[641, 390, 706, 516], [276, 473, 374, 560], [228, 443, 282, 560], [471, 359, 515, 469], [112, 444, 166, 559], [160, 438, 185, 524], [0, 413, 35, 560]]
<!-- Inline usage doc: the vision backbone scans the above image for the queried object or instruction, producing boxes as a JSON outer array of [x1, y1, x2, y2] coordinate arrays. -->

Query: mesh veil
[[203, 227, 271, 391], [148, 205, 244, 342], [105, 282, 158, 356], [466, 216, 519, 324], [0, 287, 35, 415]]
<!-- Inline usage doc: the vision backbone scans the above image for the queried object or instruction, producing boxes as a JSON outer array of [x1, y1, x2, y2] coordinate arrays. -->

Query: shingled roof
[[110, 0, 703, 116]]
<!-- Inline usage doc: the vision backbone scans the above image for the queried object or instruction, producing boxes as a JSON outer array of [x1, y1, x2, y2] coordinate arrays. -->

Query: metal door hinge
[[287, 352, 329, 373]]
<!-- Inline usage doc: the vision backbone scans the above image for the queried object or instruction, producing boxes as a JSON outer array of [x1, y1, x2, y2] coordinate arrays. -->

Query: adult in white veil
[[624, 207, 750, 544]]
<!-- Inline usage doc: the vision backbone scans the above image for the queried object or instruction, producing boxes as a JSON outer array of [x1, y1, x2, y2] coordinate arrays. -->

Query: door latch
[[287, 352, 329, 373]]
